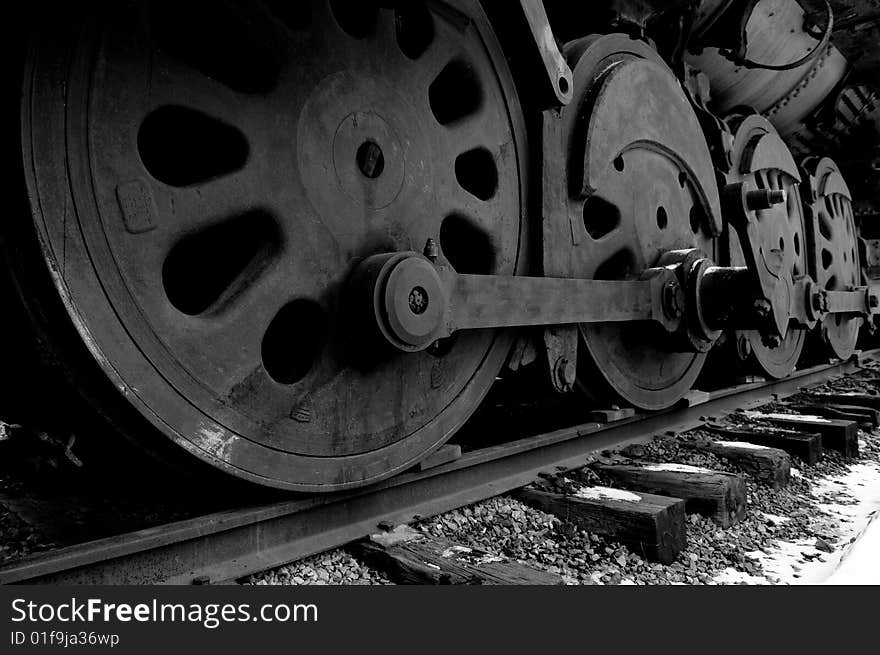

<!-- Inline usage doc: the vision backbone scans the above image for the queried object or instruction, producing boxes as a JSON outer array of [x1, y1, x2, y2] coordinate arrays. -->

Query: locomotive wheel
[[802, 157, 862, 361], [724, 114, 808, 379], [15, 0, 528, 491], [561, 36, 722, 411]]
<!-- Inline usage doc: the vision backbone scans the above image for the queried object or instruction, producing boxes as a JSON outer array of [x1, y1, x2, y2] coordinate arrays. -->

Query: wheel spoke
[[149, 166, 268, 250], [178, 262, 304, 390], [147, 50, 263, 135]]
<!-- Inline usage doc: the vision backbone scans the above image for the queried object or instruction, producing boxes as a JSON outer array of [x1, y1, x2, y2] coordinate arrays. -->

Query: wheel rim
[[561, 36, 721, 411], [803, 157, 862, 360], [21, 0, 527, 490], [725, 114, 807, 378]]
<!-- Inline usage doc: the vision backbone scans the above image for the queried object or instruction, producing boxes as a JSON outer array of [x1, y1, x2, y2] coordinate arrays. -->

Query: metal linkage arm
[[790, 280, 880, 329], [446, 274, 670, 331], [825, 288, 880, 316], [351, 252, 682, 353], [516, 0, 573, 107]]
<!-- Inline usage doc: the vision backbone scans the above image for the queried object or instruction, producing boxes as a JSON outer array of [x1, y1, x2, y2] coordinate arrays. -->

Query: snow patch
[[825, 509, 880, 584], [441, 545, 473, 557], [644, 463, 713, 474], [759, 513, 790, 525], [746, 411, 832, 424], [713, 461, 880, 585], [576, 486, 642, 503], [714, 440, 771, 450]]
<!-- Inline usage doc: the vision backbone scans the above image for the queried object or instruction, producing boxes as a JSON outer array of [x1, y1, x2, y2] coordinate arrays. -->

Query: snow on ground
[[714, 460, 880, 585]]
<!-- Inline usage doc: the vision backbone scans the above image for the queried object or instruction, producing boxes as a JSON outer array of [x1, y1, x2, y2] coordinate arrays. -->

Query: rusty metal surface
[[1, 350, 875, 585]]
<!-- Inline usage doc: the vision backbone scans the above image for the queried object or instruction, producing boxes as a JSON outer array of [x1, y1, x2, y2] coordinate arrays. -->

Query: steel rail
[[1, 350, 878, 584]]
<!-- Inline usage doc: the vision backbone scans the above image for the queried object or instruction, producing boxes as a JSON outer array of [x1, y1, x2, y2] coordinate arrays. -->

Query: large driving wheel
[[14, 0, 528, 491], [559, 35, 723, 411], [724, 113, 808, 379]]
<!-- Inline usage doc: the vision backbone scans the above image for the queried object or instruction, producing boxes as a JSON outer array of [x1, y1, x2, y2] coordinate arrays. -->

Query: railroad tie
[[514, 484, 686, 565], [352, 525, 563, 585], [744, 412, 859, 458], [801, 391, 880, 412], [689, 440, 791, 489], [593, 463, 747, 528], [790, 399, 880, 427], [702, 425, 823, 466]]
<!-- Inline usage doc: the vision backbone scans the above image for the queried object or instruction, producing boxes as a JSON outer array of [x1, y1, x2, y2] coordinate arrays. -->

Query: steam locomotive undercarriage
[[9, 0, 880, 491]]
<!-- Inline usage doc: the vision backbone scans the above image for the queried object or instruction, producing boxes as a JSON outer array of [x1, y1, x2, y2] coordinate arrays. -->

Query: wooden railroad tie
[[703, 425, 823, 466], [514, 485, 686, 564], [689, 440, 791, 489], [593, 463, 747, 528], [789, 400, 880, 427], [802, 391, 880, 412], [744, 411, 859, 458], [353, 525, 563, 585]]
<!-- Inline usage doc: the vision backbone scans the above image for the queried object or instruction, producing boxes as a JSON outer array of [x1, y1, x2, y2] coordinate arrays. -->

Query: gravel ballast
[[248, 365, 880, 586]]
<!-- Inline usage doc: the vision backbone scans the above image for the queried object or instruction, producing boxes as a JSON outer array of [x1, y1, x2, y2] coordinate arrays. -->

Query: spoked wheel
[[802, 157, 862, 361], [724, 114, 808, 379], [15, 0, 528, 491], [560, 35, 722, 411]]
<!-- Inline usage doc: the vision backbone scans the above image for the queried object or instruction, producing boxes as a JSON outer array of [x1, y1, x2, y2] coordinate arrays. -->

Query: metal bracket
[[722, 181, 792, 338], [543, 326, 578, 394], [517, 0, 573, 107], [682, 66, 735, 174]]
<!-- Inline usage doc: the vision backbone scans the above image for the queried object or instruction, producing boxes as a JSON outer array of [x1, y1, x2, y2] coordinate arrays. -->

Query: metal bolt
[[761, 333, 782, 349], [662, 281, 684, 320], [745, 189, 787, 211], [554, 357, 576, 390], [423, 237, 439, 262], [356, 140, 384, 179], [753, 298, 772, 318], [408, 286, 428, 315], [737, 334, 752, 359], [870, 295, 880, 310], [812, 290, 829, 313]]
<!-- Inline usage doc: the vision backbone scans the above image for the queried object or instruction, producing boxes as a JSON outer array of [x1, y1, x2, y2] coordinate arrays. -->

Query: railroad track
[[2, 349, 878, 585]]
